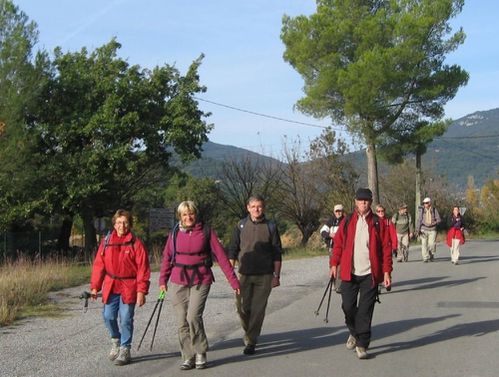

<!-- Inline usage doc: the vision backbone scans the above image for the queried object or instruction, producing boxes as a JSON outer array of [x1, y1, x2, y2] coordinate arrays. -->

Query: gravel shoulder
[[0, 255, 330, 377]]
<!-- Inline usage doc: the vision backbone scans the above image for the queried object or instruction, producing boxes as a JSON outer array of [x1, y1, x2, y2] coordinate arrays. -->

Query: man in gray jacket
[[228, 195, 282, 355]]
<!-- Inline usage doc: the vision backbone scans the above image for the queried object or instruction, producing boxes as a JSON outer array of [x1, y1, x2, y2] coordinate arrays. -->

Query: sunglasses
[[376, 209, 385, 213]]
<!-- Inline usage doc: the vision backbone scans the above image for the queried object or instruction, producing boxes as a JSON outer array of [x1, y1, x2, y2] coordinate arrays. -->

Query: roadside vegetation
[[0, 257, 90, 326]]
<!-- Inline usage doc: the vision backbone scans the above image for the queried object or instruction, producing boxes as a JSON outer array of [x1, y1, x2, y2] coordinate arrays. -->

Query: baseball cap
[[423, 197, 431, 204], [355, 188, 373, 201], [334, 204, 344, 212]]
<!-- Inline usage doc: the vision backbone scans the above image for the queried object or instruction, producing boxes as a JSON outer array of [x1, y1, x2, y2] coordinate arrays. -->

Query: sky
[[12, 0, 499, 156]]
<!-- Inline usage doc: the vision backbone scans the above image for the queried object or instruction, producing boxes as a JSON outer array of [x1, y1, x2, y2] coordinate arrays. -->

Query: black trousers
[[340, 274, 378, 348]]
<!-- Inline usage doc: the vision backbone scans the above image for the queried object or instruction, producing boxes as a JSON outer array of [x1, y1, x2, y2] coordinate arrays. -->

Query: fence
[[0, 230, 86, 263]]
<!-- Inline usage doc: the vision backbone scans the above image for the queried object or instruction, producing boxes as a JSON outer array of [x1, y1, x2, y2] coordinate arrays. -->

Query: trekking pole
[[149, 290, 166, 351], [137, 290, 165, 351], [314, 278, 333, 316], [324, 277, 335, 323]]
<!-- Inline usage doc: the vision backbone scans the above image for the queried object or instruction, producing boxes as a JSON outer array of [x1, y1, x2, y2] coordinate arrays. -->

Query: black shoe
[[243, 344, 256, 355]]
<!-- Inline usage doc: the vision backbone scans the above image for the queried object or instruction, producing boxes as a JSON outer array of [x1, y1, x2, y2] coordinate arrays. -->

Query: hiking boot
[[243, 344, 256, 355], [355, 346, 368, 359], [108, 338, 120, 361], [195, 353, 207, 369], [114, 346, 131, 366], [346, 335, 356, 350], [180, 357, 195, 370]]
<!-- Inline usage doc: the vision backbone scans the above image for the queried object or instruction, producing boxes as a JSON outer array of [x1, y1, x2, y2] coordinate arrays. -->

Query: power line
[[437, 134, 499, 139], [194, 96, 343, 130]]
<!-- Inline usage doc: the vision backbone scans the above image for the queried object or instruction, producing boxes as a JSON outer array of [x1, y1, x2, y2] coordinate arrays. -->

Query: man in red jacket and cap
[[330, 188, 392, 359]]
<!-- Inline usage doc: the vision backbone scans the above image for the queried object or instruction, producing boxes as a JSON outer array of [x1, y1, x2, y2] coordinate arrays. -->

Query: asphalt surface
[[1, 239, 498, 377]]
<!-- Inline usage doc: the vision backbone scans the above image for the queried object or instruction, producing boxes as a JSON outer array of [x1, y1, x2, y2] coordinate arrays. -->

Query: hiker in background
[[392, 204, 414, 262], [447, 206, 465, 265], [320, 204, 345, 292], [375, 204, 398, 259], [228, 195, 282, 356], [159, 201, 240, 370], [330, 188, 392, 359], [417, 197, 442, 262], [90, 209, 151, 366]]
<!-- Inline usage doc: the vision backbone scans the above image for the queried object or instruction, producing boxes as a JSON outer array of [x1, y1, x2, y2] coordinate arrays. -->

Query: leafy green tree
[[0, 0, 49, 230], [30, 40, 211, 251], [281, 0, 468, 203]]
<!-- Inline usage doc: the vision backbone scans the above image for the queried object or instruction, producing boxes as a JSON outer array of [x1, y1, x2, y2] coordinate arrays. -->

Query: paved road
[[2, 240, 498, 377]]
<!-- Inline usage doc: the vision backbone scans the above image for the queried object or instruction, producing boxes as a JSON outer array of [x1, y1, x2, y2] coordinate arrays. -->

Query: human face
[[247, 200, 265, 221], [423, 201, 431, 207], [399, 207, 407, 214], [355, 199, 371, 216], [376, 207, 385, 218], [334, 210, 343, 219], [180, 211, 196, 228], [453, 207, 460, 216], [114, 216, 130, 237]]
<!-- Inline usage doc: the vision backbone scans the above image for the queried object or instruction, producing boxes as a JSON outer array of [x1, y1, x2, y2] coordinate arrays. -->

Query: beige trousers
[[171, 283, 211, 360]]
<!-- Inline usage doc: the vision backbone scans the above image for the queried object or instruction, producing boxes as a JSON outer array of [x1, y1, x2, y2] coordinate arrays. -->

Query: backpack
[[99, 230, 135, 256], [342, 213, 380, 234], [237, 217, 277, 240], [393, 212, 412, 224], [170, 222, 213, 268]]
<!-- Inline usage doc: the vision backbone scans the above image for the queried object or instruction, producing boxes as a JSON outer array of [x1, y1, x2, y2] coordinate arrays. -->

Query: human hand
[[159, 285, 168, 292], [90, 288, 98, 301], [137, 292, 146, 307], [272, 276, 280, 288]]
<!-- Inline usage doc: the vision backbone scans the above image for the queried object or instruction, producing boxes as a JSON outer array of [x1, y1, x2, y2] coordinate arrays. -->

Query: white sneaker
[[195, 353, 207, 369], [180, 358, 195, 370], [346, 335, 356, 350], [355, 346, 368, 359], [108, 338, 120, 361], [114, 346, 131, 365]]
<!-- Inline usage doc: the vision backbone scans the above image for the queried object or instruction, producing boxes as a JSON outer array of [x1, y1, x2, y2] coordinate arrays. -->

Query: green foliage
[[281, 0, 469, 200]]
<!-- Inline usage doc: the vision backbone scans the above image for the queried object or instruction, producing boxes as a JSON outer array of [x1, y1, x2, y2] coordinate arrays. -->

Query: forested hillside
[[186, 108, 499, 190]]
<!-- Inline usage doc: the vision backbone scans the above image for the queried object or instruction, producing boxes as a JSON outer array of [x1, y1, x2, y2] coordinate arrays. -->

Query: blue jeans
[[103, 294, 136, 347]]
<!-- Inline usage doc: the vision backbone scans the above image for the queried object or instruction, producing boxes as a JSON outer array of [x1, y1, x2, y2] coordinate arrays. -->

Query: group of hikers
[[89, 189, 466, 368]]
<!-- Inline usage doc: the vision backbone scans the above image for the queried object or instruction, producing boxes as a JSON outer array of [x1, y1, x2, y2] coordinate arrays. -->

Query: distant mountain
[[425, 108, 499, 188], [184, 108, 499, 189], [182, 141, 279, 178]]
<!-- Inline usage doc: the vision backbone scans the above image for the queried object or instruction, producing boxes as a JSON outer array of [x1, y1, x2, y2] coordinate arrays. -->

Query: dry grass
[[0, 257, 90, 326]]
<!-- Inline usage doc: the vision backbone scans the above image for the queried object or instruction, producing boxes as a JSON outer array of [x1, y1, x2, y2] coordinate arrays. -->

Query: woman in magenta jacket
[[159, 200, 240, 370]]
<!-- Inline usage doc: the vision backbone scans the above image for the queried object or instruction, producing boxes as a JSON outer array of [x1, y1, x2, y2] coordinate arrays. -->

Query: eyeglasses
[[335, 210, 342, 213], [376, 210, 385, 213], [423, 202, 430, 204]]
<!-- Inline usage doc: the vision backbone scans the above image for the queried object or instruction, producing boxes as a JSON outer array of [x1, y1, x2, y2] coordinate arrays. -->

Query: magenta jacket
[[159, 222, 240, 290]]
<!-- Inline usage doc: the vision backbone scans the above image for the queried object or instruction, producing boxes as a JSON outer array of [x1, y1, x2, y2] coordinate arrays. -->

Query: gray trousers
[[236, 274, 273, 346], [171, 283, 211, 360]]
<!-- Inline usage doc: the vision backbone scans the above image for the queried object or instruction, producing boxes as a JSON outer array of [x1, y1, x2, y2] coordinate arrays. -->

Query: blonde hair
[[177, 200, 198, 220]]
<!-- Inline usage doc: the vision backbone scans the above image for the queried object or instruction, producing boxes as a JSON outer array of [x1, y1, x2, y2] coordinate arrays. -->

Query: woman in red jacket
[[159, 201, 240, 370], [375, 204, 398, 258], [90, 209, 151, 366], [447, 206, 465, 265]]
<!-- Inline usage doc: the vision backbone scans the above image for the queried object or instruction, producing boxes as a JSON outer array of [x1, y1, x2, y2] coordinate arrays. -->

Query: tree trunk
[[82, 209, 97, 254], [56, 216, 73, 255], [415, 149, 422, 228], [366, 143, 380, 205]]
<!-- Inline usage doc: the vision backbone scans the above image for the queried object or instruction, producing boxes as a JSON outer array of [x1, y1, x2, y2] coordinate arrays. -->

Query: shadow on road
[[370, 316, 499, 356]]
